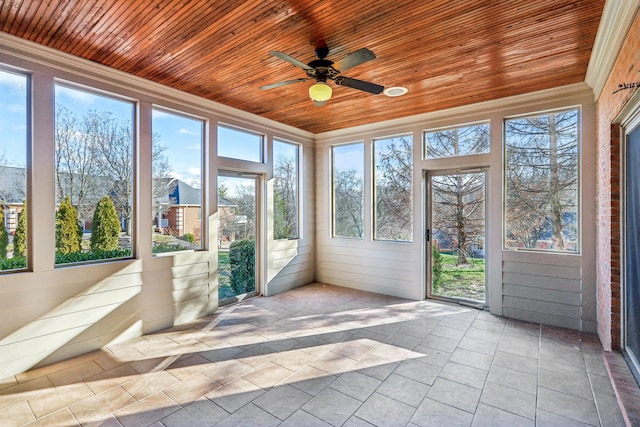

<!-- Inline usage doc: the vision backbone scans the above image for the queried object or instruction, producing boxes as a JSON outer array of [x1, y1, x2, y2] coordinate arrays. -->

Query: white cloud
[[184, 177, 201, 189], [152, 110, 171, 119], [55, 85, 95, 105], [0, 71, 26, 87], [169, 171, 183, 180], [178, 128, 196, 136], [187, 167, 201, 177]]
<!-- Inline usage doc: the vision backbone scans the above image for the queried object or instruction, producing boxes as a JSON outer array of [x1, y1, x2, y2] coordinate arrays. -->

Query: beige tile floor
[[0, 283, 629, 426]]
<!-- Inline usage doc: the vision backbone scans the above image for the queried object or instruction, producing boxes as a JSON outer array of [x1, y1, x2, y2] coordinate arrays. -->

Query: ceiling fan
[[260, 46, 384, 106]]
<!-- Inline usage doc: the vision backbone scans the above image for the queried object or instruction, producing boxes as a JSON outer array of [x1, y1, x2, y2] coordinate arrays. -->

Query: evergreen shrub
[[90, 196, 120, 251], [14, 200, 27, 258], [56, 197, 82, 254]]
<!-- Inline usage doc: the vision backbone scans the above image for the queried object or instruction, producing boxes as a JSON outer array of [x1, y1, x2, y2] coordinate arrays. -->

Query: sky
[[152, 109, 203, 188], [333, 142, 364, 177], [218, 125, 262, 163], [0, 70, 27, 167]]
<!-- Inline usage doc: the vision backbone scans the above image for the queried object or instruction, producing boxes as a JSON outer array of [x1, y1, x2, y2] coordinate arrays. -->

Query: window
[[54, 85, 134, 264], [218, 124, 263, 162], [332, 143, 364, 238], [374, 135, 413, 241], [504, 109, 579, 252], [424, 123, 490, 159], [152, 109, 204, 253], [0, 69, 28, 271], [273, 140, 299, 240]]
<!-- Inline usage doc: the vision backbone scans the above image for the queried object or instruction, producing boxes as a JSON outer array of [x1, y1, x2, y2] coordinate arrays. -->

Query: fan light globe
[[309, 82, 332, 102]]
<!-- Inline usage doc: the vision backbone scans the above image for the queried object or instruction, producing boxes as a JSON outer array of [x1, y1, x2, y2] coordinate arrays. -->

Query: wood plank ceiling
[[0, 0, 605, 134]]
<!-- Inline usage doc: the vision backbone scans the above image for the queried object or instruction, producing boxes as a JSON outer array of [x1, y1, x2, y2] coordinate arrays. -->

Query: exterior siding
[[502, 251, 583, 330]]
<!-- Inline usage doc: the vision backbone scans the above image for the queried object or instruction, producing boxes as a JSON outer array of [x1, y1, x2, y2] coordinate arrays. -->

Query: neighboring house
[[153, 178, 240, 245], [0, 165, 119, 233], [217, 195, 237, 248], [154, 178, 202, 239], [0, 166, 27, 235]]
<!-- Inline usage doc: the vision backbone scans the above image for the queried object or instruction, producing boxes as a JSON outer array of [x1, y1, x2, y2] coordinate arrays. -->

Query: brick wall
[[183, 206, 201, 240], [597, 13, 640, 351]]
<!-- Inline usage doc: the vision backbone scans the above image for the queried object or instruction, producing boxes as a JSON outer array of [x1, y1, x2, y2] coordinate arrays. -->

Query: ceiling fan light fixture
[[309, 82, 332, 102]]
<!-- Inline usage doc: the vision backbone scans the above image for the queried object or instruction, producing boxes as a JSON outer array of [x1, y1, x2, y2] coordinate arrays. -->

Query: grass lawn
[[434, 253, 486, 301]]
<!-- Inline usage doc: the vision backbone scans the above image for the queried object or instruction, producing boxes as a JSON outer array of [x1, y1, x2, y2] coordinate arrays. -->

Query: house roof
[[165, 178, 201, 206]]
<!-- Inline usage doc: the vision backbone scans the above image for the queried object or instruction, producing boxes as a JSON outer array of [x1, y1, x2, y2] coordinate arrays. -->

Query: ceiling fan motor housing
[[306, 59, 338, 82]]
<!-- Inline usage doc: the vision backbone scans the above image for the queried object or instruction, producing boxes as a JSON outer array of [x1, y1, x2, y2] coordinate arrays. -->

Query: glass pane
[[0, 70, 28, 271], [425, 123, 490, 159], [218, 125, 263, 162], [625, 124, 640, 381], [152, 109, 204, 253], [431, 172, 486, 302], [504, 109, 579, 252], [54, 85, 134, 265], [374, 135, 413, 241], [218, 175, 256, 302], [273, 140, 299, 240], [332, 143, 364, 238]]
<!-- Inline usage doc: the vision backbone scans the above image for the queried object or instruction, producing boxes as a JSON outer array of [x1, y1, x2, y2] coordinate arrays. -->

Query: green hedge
[[55, 249, 131, 264], [0, 256, 27, 271], [229, 239, 255, 295], [0, 249, 132, 270]]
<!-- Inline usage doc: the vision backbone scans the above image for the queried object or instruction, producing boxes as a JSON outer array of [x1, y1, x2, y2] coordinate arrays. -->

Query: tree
[[426, 125, 489, 158], [432, 173, 485, 265], [90, 196, 121, 251], [217, 184, 237, 244], [151, 134, 172, 223], [89, 110, 134, 234], [429, 127, 488, 265], [13, 200, 27, 258], [333, 169, 364, 238], [375, 136, 413, 240], [0, 206, 8, 258], [56, 197, 82, 254], [55, 105, 139, 236], [231, 182, 257, 239], [274, 155, 297, 239], [55, 104, 101, 227], [505, 110, 578, 250]]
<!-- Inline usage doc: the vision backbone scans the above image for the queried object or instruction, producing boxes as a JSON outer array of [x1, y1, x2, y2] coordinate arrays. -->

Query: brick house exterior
[[154, 178, 202, 239]]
